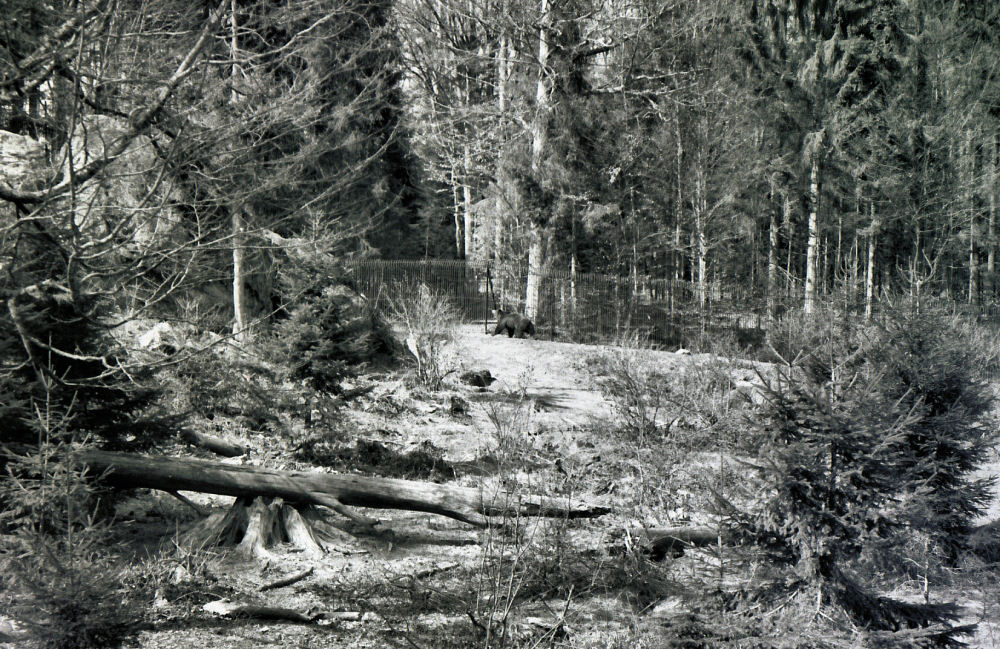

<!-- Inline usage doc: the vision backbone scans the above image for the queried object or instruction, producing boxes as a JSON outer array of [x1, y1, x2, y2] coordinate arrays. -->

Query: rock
[[138, 322, 174, 349], [62, 115, 183, 253], [449, 396, 468, 414], [0, 129, 46, 191], [649, 596, 687, 620], [459, 369, 495, 387]]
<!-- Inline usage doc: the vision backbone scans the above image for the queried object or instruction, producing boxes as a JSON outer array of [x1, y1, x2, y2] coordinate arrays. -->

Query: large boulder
[[0, 129, 46, 191], [63, 115, 183, 253]]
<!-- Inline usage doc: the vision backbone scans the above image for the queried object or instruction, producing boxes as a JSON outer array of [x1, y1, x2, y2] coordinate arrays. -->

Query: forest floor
[[95, 326, 1000, 648]]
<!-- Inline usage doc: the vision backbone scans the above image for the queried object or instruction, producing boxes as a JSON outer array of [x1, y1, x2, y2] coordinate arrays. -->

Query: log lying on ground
[[204, 598, 362, 623], [179, 429, 247, 457], [643, 526, 734, 560], [80, 450, 609, 528]]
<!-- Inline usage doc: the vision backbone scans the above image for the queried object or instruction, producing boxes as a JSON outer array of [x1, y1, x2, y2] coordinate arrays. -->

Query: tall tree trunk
[[232, 210, 249, 341], [463, 145, 474, 259], [767, 197, 779, 322], [785, 192, 794, 298], [988, 132, 998, 300], [694, 170, 707, 309], [524, 0, 552, 320], [969, 210, 978, 305], [229, 0, 250, 342], [967, 131, 978, 304], [804, 154, 821, 314], [672, 115, 684, 315], [525, 223, 545, 319], [493, 32, 513, 301], [865, 202, 878, 321], [835, 212, 842, 287], [451, 167, 463, 258]]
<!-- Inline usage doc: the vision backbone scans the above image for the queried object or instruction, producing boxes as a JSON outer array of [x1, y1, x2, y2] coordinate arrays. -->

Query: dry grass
[[11, 324, 999, 649]]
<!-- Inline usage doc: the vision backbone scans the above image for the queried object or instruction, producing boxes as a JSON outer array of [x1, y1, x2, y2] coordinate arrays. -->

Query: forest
[[2, 0, 1000, 648]]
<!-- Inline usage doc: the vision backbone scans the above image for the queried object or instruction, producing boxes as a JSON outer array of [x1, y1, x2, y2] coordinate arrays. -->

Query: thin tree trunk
[[232, 210, 249, 341], [804, 154, 820, 314], [524, 0, 552, 320], [835, 212, 842, 286], [785, 192, 794, 298], [674, 113, 684, 300], [463, 146, 474, 259], [969, 208, 978, 305], [451, 167, 463, 258], [967, 131, 978, 304], [80, 450, 609, 528], [767, 199, 778, 322], [988, 132, 998, 300], [694, 171, 707, 309], [865, 202, 878, 321], [493, 32, 512, 290], [525, 223, 545, 319], [229, 0, 249, 342]]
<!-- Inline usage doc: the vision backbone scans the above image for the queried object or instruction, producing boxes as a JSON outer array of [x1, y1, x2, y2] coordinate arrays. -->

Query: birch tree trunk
[[672, 115, 684, 316], [463, 145, 474, 258], [969, 209, 978, 305], [967, 131, 978, 304], [767, 195, 779, 322], [693, 170, 707, 309], [525, 224, 545, 319], [230, 0, 249, 342], [804, 153, 820, 314], [451, 166, 463, 257], [865, 202, 878, 321], [232, 210, 249, 341], [493, 34, 511, 270], [987, 132, 997, 299], [785, 192, 794, 298], [524, 0, 552, 320]]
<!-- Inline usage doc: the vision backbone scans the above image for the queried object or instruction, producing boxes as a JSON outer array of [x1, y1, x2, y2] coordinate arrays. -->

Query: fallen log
[[203, 599, 362, 624], [642, 526, 732, 560], [179, 429, 246, 457], [260, 567, 313, 591], [79, 450, 609, 528]]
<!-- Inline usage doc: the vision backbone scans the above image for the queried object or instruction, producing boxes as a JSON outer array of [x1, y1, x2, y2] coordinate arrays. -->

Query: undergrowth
[[0, 399, 160, 649]]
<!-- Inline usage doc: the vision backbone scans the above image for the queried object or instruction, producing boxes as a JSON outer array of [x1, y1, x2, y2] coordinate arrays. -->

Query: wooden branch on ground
[[79, 450, 609, 527], [260, 567, 313, 591], [203, 599, 361, 624], [179, 429, 246, 457], [167, 490, 207, 516], [642, 526, 734, 560]]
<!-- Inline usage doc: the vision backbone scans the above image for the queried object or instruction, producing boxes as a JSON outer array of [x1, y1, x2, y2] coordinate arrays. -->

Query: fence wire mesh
[[347, 259, 782, 350], [346, 259, 1000, 381]]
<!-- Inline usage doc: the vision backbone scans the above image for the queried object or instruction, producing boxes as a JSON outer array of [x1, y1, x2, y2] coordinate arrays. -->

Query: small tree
[[866, 305, 998, 561], [271, 249, 395, 394], [742, 303, 992, 640], [389, 283, 458, 389]]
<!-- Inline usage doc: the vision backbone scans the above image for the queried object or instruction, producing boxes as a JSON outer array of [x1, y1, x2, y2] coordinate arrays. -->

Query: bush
[[589, 332, 671, 442], [0, 405, 151, 648], [738, 303, 997, 638], [1, 282, 163, 451], [389, 283, 458, 389], [865, 306, 998, 561], [273, 282, 395, 393]]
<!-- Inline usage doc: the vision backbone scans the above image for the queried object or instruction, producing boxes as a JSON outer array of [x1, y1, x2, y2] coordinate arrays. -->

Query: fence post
[[484, 265, 492, 334]]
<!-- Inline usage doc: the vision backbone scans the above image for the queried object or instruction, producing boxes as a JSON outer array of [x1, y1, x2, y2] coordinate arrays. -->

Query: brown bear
[[492, 309, 535, 338]]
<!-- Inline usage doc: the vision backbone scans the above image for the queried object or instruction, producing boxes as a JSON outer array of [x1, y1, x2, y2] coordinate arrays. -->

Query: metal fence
[[347, 259, 781, 351], [347, 259, 1000, 381]]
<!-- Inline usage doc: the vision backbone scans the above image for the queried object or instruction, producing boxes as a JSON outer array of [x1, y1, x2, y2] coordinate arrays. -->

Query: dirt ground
[[108, 326, 1000, 648]]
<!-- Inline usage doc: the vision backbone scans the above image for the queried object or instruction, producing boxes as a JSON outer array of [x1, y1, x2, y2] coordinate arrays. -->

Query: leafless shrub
[[389, 283, 459, 389]]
